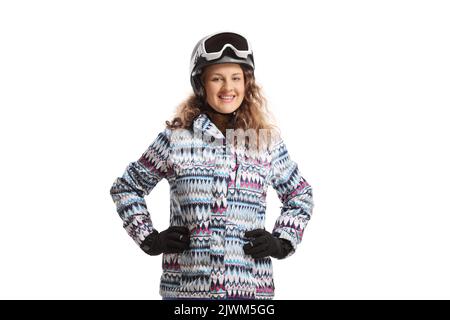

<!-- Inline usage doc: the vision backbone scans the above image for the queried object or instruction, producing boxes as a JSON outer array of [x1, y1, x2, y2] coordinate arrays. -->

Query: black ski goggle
[[201, 32, 252, 61]]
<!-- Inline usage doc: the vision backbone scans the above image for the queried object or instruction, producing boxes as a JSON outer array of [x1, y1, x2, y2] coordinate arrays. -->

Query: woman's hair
[[165, 65, 278, 134]]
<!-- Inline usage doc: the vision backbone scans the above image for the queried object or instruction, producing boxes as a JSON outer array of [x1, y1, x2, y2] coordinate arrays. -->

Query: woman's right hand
[[140, 226, 190, 255]]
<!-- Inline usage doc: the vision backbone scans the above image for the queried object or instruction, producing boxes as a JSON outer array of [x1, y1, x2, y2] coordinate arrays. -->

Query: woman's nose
[[222, 80, 233, 91]]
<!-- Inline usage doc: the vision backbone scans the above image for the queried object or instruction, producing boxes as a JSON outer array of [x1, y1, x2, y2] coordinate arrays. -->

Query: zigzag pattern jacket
[[110, 113, 314, 299]]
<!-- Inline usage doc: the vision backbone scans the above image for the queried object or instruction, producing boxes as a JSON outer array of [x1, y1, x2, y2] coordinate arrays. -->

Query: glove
[[140, 226, 190, 255], [243, 229, 293, 259]]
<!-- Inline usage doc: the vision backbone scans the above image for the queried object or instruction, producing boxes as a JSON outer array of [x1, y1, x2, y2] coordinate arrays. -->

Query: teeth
[[220, 96, 234, 99]]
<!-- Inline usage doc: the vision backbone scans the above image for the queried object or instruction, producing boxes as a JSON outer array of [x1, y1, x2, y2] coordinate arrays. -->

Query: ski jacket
[[110, 113, 313, 299]]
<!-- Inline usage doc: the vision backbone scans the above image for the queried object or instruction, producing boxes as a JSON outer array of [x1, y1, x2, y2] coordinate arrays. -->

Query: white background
[[1, 0, 449, 300]]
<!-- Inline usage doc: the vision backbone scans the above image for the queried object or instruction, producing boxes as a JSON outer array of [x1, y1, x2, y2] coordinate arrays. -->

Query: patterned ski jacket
[[110, 113, 313, 300]]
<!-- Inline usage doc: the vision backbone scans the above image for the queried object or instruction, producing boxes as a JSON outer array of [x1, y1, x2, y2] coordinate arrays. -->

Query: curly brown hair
[[165, 65, 278, 134]]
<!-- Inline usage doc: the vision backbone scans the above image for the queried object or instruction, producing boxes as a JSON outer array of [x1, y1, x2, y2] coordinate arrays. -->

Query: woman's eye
[[212, 78, 222, 81], [233, 77, 241, 81]]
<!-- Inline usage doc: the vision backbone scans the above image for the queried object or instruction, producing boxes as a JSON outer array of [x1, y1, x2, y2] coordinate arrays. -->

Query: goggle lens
[[204, 32, 249, 53]]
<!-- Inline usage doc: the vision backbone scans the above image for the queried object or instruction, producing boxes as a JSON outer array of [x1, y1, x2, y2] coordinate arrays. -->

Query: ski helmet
[[190, 31, 255, 97]]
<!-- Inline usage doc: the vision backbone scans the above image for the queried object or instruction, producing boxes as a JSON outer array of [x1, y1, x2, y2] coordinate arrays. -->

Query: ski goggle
[[200, 32, 253, 61]]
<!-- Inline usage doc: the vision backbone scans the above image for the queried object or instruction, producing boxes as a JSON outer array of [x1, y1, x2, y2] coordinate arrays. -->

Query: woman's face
[[202, 63, 245, 114]]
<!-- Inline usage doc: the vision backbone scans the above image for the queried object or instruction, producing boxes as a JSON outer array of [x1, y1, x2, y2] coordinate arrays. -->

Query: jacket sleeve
[[110, 129, 171, 246], [269, 136, 314, 259]]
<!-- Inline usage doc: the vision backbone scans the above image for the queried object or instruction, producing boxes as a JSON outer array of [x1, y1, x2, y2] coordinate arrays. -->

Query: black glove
[[243, 229, 293, 259], [140, 226, 190, 255]]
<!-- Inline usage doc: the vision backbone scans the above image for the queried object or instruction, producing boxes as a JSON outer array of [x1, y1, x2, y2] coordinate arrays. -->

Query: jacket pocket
[[173, 161, 215, 178], [252, 256, 275, 298], [173, 162, 214, 225], [178, 231, 212, 293], [235, 162, 268, 194], [160, 253, 182, 294]]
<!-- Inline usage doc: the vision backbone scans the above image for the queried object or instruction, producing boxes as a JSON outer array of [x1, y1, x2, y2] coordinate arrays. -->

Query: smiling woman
[[165, 33, 274, 136], [110, 31, 314, 300], [202, 63, 245, 115]]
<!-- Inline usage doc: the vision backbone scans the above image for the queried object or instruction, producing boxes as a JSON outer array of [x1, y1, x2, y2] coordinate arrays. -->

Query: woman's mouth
[[218, 95, 235, 103]]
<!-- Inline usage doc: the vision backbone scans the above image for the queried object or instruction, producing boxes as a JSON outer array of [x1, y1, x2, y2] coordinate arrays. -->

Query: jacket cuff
[[123, 214, 155, 246], [272, 229, 297, 258]]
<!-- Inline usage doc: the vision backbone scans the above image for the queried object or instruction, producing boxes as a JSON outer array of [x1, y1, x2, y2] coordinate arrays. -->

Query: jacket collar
[[193, 113, 224, 140]]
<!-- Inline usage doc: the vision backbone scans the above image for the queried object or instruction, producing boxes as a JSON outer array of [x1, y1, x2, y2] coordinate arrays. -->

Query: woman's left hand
[[243, 229, 287, 259]]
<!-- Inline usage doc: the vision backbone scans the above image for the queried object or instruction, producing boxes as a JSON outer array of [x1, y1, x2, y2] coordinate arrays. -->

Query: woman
[[110, 31, 314, 300]]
